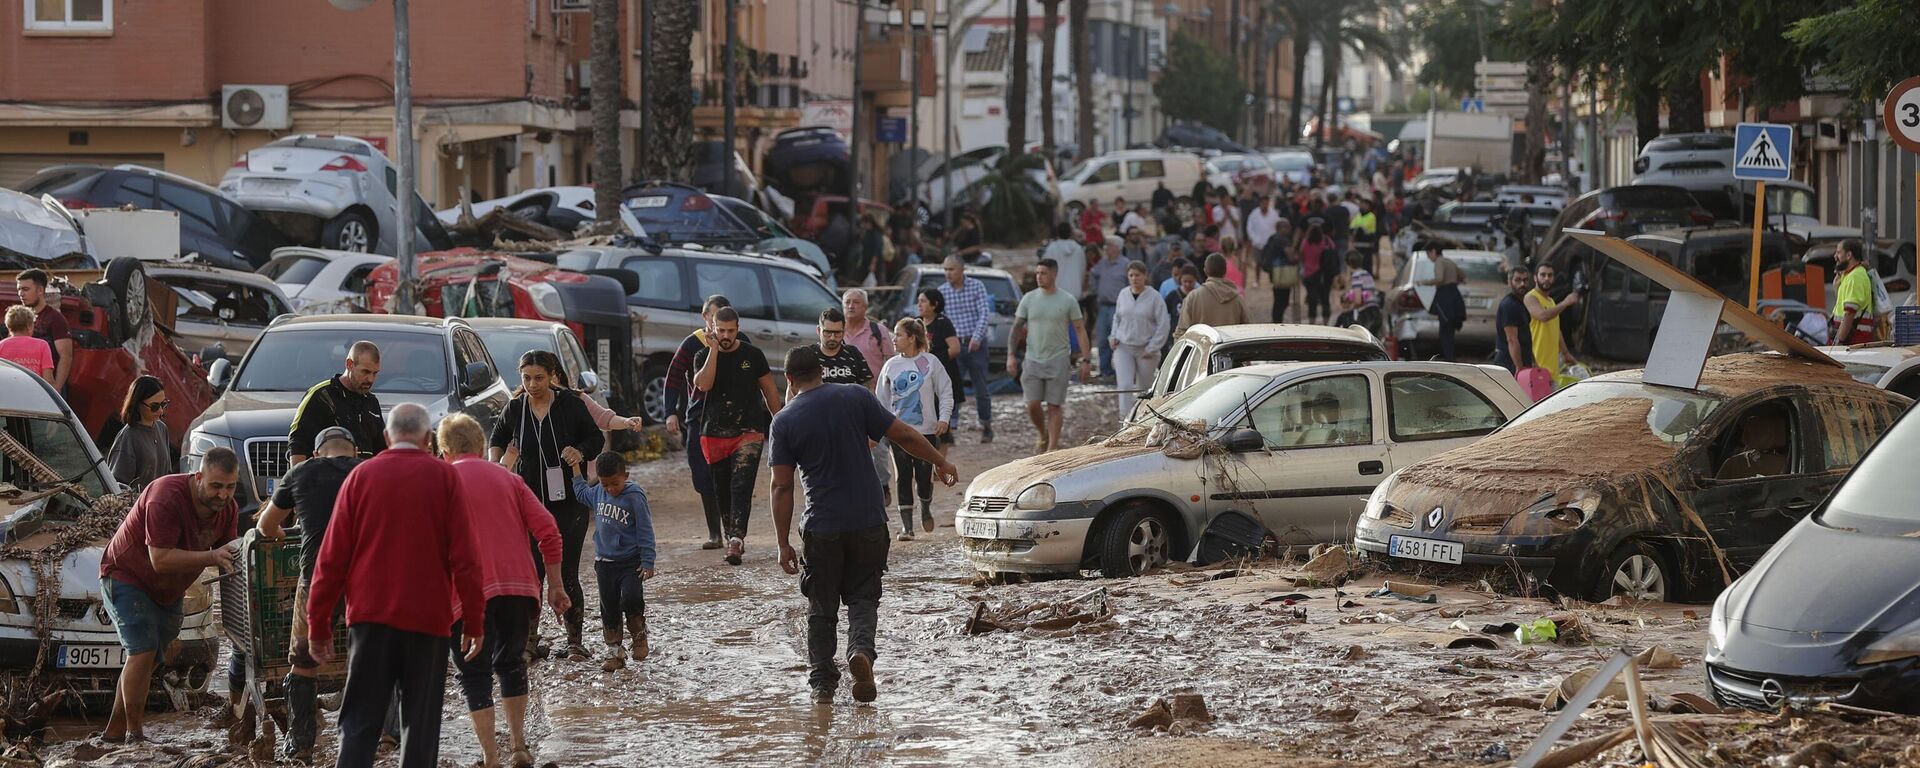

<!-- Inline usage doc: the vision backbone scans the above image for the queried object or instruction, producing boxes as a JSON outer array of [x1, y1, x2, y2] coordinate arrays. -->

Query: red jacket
[[307, 447, 485, 646], [1078, 207, 1106, 243], [449, 456, 561, 616]]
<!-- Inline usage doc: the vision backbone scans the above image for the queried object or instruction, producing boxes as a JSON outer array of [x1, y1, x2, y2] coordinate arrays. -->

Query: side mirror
[[207, 358, 233, 392], [578, 369, 601, 394], [461, 361, 498, 397], [1223, 428, 1265, 453]]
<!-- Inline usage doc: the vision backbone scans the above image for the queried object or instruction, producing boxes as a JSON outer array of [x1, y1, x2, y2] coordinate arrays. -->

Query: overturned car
[[1355, 353, 1910, 603]]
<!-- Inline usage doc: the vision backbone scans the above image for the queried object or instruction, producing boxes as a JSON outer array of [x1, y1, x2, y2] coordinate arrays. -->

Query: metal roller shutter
[[0, 153, 165, 190]]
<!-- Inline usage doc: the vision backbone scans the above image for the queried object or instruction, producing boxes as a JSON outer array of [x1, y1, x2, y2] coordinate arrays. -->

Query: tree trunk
[[1664, 74, 1707, 135], [1316, 44, 1336, 149], [1631, 76, 1662, 151], [591, 0, 622, 222], [1251, 9, 1267, 146], [1070, 0, 1094, 154], [645, 0, 696, 182], [1288, 29, 1311, 146], [1520, 0, 1549, 182], [1040, 0, 1060, 156], [1008, 0, 1030, 155]]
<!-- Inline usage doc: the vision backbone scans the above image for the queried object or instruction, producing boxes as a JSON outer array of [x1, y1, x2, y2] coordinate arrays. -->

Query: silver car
[[869, 264, 1020, 370], [146, 262, 294, 360], [956, 360, 1530, 578], [220, 135, 453, 256]]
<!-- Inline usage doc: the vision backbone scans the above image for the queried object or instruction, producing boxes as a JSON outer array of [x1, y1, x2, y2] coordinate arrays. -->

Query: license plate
[[1466, 297, 1494, 309], [244, 178, 299, 193], [627, 195, 670, 209], [1388, 535, 1464, 565], [960, 518, 999, 539], [1671, 167, 1712, 175], [55, 644, 127, 669]]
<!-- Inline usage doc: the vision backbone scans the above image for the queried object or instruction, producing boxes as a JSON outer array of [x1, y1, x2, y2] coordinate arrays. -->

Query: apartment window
[[25, 0, 111, 33]]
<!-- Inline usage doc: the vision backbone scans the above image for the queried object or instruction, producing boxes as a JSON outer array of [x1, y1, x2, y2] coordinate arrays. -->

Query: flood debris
[[1128, 693, 1213, 733], [964, 587, 1114, 635], [1299, 544, 1351, 585]]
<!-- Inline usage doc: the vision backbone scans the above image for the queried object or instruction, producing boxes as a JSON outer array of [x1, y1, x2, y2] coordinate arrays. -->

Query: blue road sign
[[1734, 122, 1793, 181], [876, 115, 908, 144], [1461, 98, 1484, 113]]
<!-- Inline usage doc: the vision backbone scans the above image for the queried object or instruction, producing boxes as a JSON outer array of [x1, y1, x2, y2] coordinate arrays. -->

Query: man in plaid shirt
[[937, 256, 995, 443]]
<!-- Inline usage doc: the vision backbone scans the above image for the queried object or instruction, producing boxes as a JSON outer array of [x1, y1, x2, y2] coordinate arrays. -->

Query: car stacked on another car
[[221, 135, 453, 256], [257, 247, 393, 312], [1355, 353, 1910, 604], [956, 360, 1530, 579], [16, 164, 294, 271], [435, 186, 599, 233]]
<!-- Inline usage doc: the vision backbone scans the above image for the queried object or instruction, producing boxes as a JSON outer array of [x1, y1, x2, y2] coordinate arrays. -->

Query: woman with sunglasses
[[108, 375, 172, 489]]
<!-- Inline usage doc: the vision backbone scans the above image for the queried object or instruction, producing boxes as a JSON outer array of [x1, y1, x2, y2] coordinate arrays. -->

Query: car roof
[[144, 262, 285, 290], [1581, 352, 1870, 399], [1184, 322, 1380, 347], [269, 247, 393, 264], [111, 164, 228, 197], [1818, 344, 1920, 368], [1628, 227, 1788, 245], [902, 264, 1014, 281], [1229, 359, 1492, 379], [463, 317, 568, 333], [1435, 249, 1508, 263], [0, 359, 65, 416], [267, 313, 462, 333]]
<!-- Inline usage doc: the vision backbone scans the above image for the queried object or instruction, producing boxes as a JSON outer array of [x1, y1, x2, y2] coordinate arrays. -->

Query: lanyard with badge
[[522, 397, 567, 502]]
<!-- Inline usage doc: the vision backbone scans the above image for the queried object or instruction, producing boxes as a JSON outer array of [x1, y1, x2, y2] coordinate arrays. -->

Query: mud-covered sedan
[[1355, 353, 1911, 603], [1706, 405, 1920, 713], [957, 361, 1529, 578]]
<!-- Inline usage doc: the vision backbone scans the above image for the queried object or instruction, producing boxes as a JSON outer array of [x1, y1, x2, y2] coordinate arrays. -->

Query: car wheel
[[640, 358, 669, 425], [323, 210, 377, 253], [1594, 540, 1669, 602], [104, 257, 150, 343], [1099, 502, 1174, 578]]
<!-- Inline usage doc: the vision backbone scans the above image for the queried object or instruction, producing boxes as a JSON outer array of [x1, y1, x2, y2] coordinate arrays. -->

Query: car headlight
[[1364, 470, 1402, 519], [1013, 483, 1056, 511], [1859, 619, 1920, 665], [181, 582, 212, 615], [182, 429, 225, 472], [0, 574, 17, 615], [1529, 494, 1601, 532], [526, 282, 565, 320]]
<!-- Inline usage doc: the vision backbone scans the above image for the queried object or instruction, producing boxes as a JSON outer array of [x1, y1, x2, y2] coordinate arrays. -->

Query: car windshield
[[1456, 257, 1507, 283], [1821, 411, 1920, 531], [0, 413, 113, 509], [479, 330, 553, 389], [235, 329, 449, 394], [1507, 380, 1724, 443], [272, 136, 374, 156], [1145, 372, 1270, 429], [1214, 340, 1385, 368], [1836, 360, 1890, 386], [1689, 239, 1788, 299], [1608, 186, 1700, 210]]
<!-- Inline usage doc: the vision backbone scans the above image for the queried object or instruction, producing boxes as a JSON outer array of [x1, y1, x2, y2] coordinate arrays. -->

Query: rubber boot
[[565, 607, 589, 661], [920, 498, 935, 533], [896, 506, 914, 541], [628, 615, 650, 661], [282, 673, 317, 764]]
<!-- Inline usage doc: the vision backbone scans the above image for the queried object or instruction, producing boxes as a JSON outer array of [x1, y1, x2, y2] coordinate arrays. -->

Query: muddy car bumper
[[956, 510, 1098, 574], [1705, 659, 1920, 715], [1353, 526, 1563, 570], [0, 636, 216, 699]]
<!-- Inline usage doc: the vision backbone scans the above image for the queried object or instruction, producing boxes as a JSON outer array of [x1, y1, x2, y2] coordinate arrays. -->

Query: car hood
[[966, 442, 1165, 502], [191, 389, 448, 441], [1721, 518, 1920, 635], [0, 545, 101, 601]]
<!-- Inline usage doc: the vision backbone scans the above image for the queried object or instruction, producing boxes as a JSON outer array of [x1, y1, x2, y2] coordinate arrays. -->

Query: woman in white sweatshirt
[[1109, 259, 1172, 415], [881, 317, 954, 540]]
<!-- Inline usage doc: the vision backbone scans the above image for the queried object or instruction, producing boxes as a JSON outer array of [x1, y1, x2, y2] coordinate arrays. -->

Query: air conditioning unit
[[222, 85, 290, 131]]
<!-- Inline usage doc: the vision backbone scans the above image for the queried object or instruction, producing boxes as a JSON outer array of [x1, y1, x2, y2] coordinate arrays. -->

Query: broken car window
[[1507, 381, 1723, 444]]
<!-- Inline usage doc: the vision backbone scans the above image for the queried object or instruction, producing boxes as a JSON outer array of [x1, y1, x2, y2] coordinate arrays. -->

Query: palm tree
[[1309, 0, 1406, 148], [1039, 0, 1062, 155], [642, 0, 696, 182], [1070, 0, 1093, 154], [590, 0, 622, 222], [1008, 0, 1031, 154]]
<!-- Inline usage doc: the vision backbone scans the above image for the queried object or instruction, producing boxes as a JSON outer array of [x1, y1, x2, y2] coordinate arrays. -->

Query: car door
[[1124, 158, 1167, 202], [450, 327, 508, 426], [769, 266, 841, 363], [1381, 371, 1511, 471], [1081, 160, 1122, 201], [692, 259, 781, 360], [1685, 395, 1833, 570], [1223, 372, 1382, 543]]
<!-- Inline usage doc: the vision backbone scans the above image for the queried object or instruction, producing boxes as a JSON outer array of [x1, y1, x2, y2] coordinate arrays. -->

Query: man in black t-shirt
[[256, 426, 361, 762], [1492, 267, 1535, 373], [693, 307, 784, 565], [289, 340, 386, 463], [810, 307, 874, 387]]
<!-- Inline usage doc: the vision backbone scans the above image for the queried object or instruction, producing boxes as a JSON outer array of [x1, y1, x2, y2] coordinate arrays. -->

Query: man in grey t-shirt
[[1008, 258, 1090, 454]]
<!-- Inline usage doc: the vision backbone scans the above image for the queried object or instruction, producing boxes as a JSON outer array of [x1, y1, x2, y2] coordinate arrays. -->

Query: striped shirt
[[940, 276, 992, 343]]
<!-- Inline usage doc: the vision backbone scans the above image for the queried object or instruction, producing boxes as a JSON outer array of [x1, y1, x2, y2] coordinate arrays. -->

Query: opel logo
[[1425, 506, 1444, 531], [1760, 678, 1787, 709]]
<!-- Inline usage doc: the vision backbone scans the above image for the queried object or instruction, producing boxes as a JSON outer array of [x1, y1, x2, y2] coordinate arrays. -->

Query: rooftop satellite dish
[[329, 0, 377, 10]]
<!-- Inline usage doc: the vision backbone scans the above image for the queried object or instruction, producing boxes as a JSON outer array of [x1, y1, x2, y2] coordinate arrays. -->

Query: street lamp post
[[723, 0, 737, 197], [331, 0, 416, 315]]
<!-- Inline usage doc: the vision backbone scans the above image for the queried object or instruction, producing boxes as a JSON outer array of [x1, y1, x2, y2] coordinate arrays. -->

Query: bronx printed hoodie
[[573, 477, 657, 569]]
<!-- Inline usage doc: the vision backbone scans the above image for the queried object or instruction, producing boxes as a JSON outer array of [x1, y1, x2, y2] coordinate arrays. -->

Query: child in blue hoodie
[[571, 451, 656, 671]]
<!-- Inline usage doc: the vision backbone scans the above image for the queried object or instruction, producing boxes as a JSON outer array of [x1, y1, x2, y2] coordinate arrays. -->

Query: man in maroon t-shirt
[[13, 269, 71, 393], [98, 448, 240, 743]]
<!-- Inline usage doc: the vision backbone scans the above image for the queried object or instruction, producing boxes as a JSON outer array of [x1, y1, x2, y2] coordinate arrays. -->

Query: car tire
[[104, 257, 150, 343], [1099, 502, 1175, 578], [1593, 539, 1670, 603], [640, 358, 670, 425], [323, 210, 378, 253]]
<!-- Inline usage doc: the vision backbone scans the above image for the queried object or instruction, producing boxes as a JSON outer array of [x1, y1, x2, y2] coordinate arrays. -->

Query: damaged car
[[1705, 405, 1920, 714], [1355, 353, 1911, 603], [957, 361, 1529, 578], [0, 359, 216, 708]]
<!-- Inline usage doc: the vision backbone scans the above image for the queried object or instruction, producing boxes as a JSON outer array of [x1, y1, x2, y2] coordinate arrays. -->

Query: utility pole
[[639, 0, 653, 180], [723, 0, 737, 196], [909, 0, 922, 213], [851, 0, 865, 201], [393, 0, 415, 315]]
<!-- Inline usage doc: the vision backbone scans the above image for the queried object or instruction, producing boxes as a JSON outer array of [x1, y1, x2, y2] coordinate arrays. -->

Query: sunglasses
[[145, 400, 171, 411]]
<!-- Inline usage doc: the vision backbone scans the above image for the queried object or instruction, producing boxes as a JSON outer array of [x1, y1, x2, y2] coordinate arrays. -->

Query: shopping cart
[[218, 528, 347, 752]]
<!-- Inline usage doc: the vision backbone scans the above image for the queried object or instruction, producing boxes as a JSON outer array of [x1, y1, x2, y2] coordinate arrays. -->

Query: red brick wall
[[0, 0, 215, 101]]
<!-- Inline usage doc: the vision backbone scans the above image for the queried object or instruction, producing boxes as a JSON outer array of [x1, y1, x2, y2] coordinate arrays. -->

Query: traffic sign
[[876, 115, 907, 144], [1733, 122, 1793, 181], [1461, 98, 1484, 113], [1885, 76, 1920, 155]]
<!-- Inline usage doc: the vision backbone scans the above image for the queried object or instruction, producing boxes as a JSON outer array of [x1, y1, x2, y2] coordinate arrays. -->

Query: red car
[[789, 195, 893, 241], [0, 259, 215, 448]]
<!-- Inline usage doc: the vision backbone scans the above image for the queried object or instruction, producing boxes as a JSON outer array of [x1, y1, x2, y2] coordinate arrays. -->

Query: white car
[[1204, 153, 1275, 197], [1264, 149, 1316, 186], [221, 134, 454, 257], [1409, 166, 1467, 192], [0, 360, 217, 709], [1821, 344, 1920, 399], [1057, 149, 1206, 221], [957, 360, 1530, 577], [258, 247, 393, 311], [146, 263, 295, 360], [435, 186, 598, 233]]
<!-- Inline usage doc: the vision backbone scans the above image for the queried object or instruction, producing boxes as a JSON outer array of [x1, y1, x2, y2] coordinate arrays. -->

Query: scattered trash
[[1448, 619, 1474, 632], [1300, 545, 1351, 585], [1337, 612, 1401, 625], [1550, 614, 1596, 645], [1481, 621, 1519, 635], [965, 587, 1114, 635], [1634, 645, 1683, 670], [1479, 742, 1511, 762], [1666, 692, 1722, 715], [1368, 583, 1439, 603], [1515, 618, 1559, 644], [1340, 644, 1370, 661], [1542, 663, 1629, 711]]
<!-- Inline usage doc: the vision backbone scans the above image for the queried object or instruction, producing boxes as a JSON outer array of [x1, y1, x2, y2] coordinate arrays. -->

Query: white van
[[1056, 150, 1205, 220]]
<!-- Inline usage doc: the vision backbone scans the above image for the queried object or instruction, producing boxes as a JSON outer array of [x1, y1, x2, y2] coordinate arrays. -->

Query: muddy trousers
[[800, 525, 891, 691], [594, 559, 648, 639], [890, 437, 936, 508], [449, 596, 534, 712], [707, 441, 765, 541], [531, 501, 589, 642], [335, 624, 449, 768]]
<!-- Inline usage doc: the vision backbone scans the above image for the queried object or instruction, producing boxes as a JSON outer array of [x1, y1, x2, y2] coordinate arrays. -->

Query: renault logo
[[1760, 678, 1788, 709], [1425, 506, 1444, 531]]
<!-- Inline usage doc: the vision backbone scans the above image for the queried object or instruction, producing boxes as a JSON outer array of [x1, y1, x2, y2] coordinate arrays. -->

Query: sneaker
[[701, 537, 723, 550], [810, 686, 835, 705], [628, 616, 650, 661], [848, 652, 878, 703], [377, 735, 399, 754], [981, 426, 994, 444], [897, 530, 914, 542], [510, 747, 536, 768], [724, 537, 744, 566]]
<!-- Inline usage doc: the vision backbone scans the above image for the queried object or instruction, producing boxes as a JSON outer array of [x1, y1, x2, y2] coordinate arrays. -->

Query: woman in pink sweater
[[437, 414, 568, 768]]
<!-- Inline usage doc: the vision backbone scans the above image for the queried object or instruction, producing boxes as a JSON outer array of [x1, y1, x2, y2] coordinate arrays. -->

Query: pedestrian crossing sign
[[1734, 122, 1793, 181]]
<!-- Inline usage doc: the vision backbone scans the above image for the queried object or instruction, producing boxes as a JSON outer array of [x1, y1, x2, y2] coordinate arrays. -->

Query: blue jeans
[[101, 577, 182, 657], [957, 341, 993, 428], [1094, 302, 1117, 376]]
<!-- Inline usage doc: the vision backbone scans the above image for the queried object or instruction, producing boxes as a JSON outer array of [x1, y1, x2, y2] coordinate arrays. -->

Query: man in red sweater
[[307, 403, 486, 768]]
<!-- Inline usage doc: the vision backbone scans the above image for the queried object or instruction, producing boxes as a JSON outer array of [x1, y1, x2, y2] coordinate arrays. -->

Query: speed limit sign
[[1887, 76, 1920, 154]]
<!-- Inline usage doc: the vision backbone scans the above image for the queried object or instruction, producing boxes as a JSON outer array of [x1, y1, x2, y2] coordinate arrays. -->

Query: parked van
[[1056, 150, 1206, 220]]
